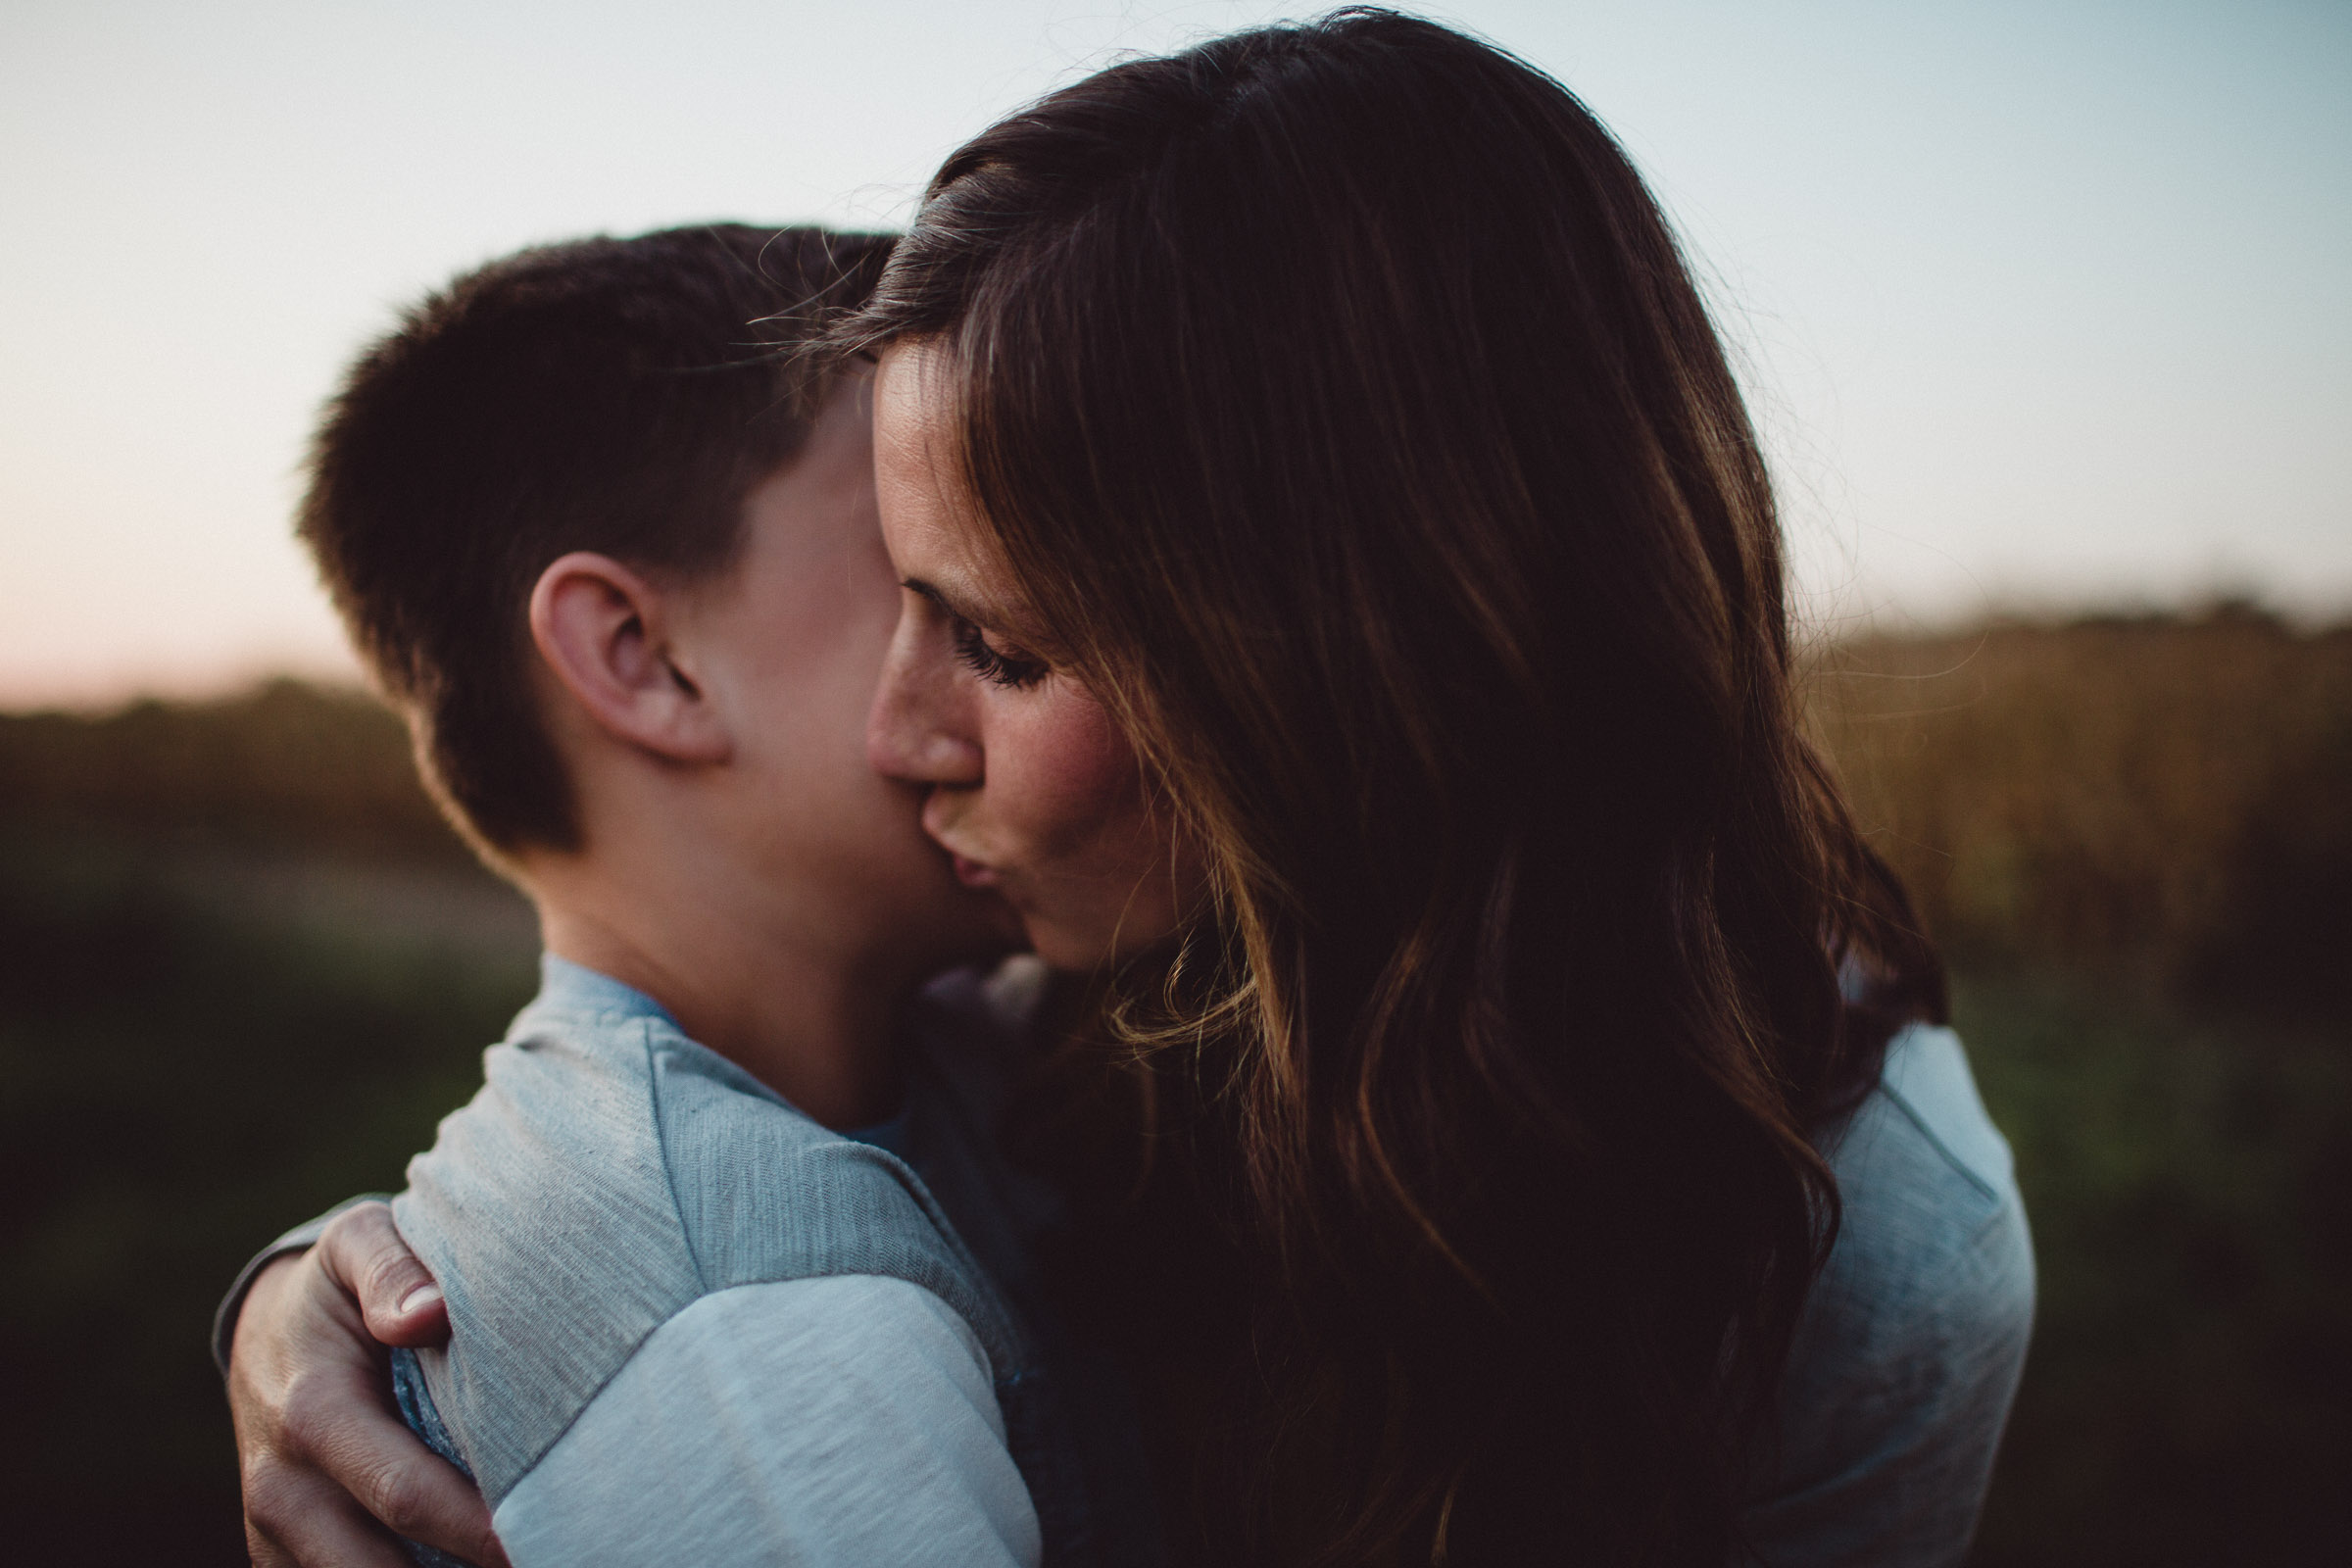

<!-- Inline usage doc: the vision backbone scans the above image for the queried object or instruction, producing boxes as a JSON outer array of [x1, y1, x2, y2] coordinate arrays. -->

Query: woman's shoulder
[[1807, 1021, 2036, 1367], [1840, 1025, 2016, 1202], [1740, 1027, 2036, 1560]]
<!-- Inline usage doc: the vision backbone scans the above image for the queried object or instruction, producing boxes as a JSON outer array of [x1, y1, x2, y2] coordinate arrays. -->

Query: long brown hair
[[840, 10, 1944, 1562]]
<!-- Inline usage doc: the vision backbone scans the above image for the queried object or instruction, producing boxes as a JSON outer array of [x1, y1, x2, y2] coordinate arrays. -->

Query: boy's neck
[[523, 850, 918, 1131]]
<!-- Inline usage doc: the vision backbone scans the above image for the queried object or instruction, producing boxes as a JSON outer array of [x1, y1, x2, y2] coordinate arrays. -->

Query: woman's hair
[[840, 9, 1944, 1563]]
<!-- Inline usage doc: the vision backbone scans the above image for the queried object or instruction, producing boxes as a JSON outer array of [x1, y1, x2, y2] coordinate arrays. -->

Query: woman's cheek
[[995, 681, 1149, 863]]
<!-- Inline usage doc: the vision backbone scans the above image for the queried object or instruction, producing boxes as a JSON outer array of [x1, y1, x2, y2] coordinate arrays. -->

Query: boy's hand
[[228, 1201, 510, 1568]]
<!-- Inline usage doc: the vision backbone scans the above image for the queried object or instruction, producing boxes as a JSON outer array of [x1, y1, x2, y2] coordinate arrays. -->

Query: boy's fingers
[[317, 1201, 450, 1348]]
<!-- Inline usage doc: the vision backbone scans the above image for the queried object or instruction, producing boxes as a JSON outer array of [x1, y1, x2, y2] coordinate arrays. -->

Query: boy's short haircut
[[300, 223, 894, 858]]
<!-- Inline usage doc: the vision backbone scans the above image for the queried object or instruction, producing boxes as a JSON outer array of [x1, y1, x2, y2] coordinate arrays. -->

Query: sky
[[3, 0, 2347, 705]]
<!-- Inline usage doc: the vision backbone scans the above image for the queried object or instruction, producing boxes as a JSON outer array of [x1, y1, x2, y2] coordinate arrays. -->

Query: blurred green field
[[1809, 607, 2352, 1565], [0, 685, 537, 1564], [2, 613, 2346, 1564]]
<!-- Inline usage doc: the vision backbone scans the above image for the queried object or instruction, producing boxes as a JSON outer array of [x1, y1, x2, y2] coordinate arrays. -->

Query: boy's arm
[[491, 1274, 1042, 1568], [224, 1203, 505, 1568]]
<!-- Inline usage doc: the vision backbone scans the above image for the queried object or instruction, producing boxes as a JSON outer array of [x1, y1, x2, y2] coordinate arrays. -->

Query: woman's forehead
[[870, 347, 1034, 629]]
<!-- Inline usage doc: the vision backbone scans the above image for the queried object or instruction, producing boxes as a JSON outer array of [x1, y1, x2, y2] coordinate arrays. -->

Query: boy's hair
[[300, 223, 894, 857]]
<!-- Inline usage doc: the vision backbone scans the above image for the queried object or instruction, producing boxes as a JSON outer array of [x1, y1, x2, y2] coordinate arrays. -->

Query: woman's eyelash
[[951, 618, 1050, 690]]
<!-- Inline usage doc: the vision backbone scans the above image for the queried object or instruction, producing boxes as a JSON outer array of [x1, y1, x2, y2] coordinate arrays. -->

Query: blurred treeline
[[0, 678, 469, 865], [2, 613, 2347, 1564], [1816, 604, 2352, 1023]]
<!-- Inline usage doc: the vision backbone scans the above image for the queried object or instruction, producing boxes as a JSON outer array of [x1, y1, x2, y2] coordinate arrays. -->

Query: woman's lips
[[951, 854, 1000, 890]]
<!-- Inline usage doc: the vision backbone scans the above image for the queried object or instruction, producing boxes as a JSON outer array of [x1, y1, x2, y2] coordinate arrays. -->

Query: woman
[[228, 11, 2031, 1565], [843, 10, 2027, 1562]]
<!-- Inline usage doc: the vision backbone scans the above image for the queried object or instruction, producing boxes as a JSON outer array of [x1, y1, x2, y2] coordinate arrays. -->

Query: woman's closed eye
[[951, 616, 1051, 690]]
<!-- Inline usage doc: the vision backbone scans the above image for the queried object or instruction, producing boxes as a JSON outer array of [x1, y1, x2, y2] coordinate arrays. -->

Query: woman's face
[[864, 341, 1198, 972]]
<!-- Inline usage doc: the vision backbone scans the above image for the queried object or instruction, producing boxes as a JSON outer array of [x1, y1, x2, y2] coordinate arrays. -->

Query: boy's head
[[302, 224, 1011, 976], [303, 223, 881, 855]]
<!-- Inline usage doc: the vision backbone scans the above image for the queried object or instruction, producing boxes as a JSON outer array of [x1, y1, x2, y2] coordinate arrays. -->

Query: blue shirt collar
[[515, 953, 906, 1152], [523, 953, 680, 1029]]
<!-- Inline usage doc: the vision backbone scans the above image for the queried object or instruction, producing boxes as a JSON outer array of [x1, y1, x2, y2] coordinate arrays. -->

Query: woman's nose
[[867, 605, 985, 786]]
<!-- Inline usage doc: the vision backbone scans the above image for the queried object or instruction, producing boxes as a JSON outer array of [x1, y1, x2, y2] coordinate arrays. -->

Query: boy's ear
[[527, 552, 731, 765]]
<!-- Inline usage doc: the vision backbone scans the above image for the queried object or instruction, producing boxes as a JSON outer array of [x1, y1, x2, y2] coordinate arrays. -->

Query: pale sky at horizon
[[4, 0, 2347, 707]]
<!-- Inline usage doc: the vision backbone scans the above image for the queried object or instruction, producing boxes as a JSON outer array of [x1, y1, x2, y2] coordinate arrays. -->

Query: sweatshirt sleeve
[[490, 1273, 1041, 1568]]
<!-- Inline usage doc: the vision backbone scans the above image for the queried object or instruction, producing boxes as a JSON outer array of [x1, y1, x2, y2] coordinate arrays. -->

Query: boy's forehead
[[723, 378, 884, 584]]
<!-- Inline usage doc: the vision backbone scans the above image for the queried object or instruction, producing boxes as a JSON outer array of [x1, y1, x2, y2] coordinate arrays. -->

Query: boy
[[227, 225, 1119, 1568]]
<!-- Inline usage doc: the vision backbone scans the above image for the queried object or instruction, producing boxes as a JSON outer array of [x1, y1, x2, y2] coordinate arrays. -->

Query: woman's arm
[[224, 1202, 509, 1568]]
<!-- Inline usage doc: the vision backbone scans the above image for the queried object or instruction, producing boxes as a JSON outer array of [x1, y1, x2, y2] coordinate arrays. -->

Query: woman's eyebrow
[[903, 582, 968, 620], [904, 572, 1044, 647], [902, 575, 987, 625]]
